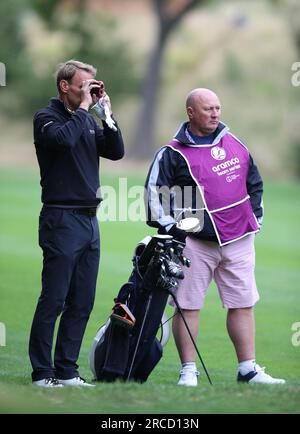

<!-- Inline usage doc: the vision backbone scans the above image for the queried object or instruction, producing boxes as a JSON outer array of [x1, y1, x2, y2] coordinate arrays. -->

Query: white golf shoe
[[237, 364, 286, 385], [177, 368, 199, 387], [57, 376, 95, 387], [33, 377, 64, 388]]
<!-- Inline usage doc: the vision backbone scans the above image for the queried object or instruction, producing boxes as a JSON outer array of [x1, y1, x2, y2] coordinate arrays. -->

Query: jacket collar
[[48, 97, 73, 117], [173, 121, 229, 146]]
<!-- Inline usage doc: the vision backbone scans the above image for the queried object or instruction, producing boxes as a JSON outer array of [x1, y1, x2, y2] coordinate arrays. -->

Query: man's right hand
[[79, 79, 100, 111]]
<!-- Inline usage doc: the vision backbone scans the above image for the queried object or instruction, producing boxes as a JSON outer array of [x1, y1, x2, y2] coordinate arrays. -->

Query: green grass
[[0, 168, 300, 414]]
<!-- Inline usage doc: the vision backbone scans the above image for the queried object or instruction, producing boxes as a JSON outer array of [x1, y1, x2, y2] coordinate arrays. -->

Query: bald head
[[186, 88, 221, 136], [186, 88, 220, 109]]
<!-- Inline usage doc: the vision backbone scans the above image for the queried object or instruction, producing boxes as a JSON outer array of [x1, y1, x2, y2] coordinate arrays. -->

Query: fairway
[[0, 168, 299, 414]]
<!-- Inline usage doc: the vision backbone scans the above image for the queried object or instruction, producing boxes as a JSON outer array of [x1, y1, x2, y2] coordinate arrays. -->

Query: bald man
[[145, 88, 285, 387]]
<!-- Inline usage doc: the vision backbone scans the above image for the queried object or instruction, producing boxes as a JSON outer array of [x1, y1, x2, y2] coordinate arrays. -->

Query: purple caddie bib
[[167, 133, 260, 245]]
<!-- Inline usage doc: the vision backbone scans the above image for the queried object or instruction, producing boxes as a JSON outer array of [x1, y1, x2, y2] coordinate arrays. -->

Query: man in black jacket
[[29, 60, 124, 387], [145, 88, 285, 387]]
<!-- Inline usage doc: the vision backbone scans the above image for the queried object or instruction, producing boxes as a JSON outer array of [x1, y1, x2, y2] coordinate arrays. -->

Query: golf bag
[[89, 234, 191, 383]]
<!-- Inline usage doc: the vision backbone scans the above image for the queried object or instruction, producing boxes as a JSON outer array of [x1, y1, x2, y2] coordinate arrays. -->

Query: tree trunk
[[130, 30, 168, 159], [130, 0, 202, 160]]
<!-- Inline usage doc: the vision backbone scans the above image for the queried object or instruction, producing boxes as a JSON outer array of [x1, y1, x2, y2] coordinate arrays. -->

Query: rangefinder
[[90, 81, 105, 98]]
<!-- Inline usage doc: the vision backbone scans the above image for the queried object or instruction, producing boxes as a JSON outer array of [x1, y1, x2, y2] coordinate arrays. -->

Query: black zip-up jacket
[[34, 98, 124, 207], [145, 122, 263, 243]]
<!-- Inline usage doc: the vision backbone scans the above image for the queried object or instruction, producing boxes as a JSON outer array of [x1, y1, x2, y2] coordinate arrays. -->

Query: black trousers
[[29, 207, 100, 381]]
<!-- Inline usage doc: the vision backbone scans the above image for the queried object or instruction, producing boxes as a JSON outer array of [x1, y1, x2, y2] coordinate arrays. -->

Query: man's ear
[[59, 79, 69, 94], [187, 106, 193, 120]]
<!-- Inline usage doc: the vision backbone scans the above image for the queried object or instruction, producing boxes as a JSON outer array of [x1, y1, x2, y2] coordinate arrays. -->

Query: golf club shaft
[[126, 293, 153, 381], [169, 291, 213, 385]]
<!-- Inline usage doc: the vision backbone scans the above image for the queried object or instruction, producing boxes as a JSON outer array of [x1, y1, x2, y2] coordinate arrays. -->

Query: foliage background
[[0, 0, 299, 175]]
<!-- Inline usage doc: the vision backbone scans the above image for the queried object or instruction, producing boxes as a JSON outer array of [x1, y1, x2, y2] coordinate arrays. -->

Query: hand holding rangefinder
[[90, 81, 105, 98]]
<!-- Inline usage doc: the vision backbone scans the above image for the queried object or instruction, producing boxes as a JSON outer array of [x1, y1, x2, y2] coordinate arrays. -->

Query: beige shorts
[[170, 234, 259, 309]]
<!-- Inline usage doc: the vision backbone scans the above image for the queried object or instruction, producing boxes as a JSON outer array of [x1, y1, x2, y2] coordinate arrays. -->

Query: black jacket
[[145, 122, 263, 242], [34, 98, 124, 207]]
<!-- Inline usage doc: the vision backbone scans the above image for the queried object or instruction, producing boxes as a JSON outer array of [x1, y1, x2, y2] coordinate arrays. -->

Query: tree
[[0, 0, 30, 82], [30, 0, 138, 103], [0, 0, 138, 116], [269, 0, 300, 55], [30, 0, 61, 26], [131, 0, 207, 159], [288, 0, 300, 56]]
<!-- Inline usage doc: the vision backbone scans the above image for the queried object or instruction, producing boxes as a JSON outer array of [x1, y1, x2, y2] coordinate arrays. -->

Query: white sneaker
[[177, 369, 199, 387], [237, 364, 286, 385], [57, 376, 95, 387], [33, 377, 64, 388]]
